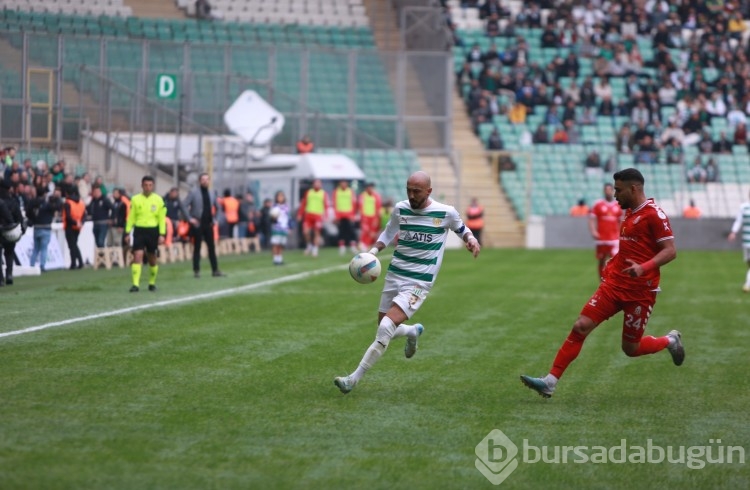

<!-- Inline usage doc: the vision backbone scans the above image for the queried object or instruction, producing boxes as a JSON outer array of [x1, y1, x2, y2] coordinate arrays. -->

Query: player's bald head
[[407, 171, 431, 188]]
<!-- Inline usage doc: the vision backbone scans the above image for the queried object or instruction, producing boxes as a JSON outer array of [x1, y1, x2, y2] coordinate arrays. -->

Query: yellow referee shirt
[[126, 193, 167, 235]]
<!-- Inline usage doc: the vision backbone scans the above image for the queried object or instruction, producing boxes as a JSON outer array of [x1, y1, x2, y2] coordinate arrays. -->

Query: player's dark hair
[[142, 175, 155, 184], [613, 168, 644, 185]]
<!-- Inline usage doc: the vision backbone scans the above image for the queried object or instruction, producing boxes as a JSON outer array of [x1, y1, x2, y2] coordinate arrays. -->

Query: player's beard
[[409, 197, 427, 209]]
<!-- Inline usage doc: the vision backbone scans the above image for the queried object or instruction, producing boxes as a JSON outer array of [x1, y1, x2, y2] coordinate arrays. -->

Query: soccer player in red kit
[[589, 183, 623, 279], [520, 168, 685, 398]]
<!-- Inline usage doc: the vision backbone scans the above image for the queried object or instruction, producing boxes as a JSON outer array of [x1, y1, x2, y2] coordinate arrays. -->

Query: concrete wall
[[535, 216, 740, 251]]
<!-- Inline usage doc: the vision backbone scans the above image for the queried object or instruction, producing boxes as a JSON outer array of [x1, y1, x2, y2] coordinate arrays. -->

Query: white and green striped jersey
[[731, 202, 750, 247], [377, 199, 470, 287]]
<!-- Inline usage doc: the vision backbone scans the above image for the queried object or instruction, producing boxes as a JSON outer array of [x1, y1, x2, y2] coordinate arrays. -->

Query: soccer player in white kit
[[728, 192, 750, 292], [334, 171, 481, 394]]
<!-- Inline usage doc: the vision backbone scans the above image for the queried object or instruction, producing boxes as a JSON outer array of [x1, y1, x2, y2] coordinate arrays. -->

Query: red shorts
[[596, 243, 618, 260], [303, 213, 324, 231], [580, 282, 658, 344], [360, 216, 380, 243]]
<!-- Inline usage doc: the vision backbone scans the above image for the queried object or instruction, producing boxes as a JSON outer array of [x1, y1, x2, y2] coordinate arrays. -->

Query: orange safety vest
[[466, 205, 484, 230], [296, 140, 315, 154], [222, 196, 240, 224], [63, 199, 86, 231], [569, 204, 590, 217], [122, 195, 131, 222], [683, 206, 701, 219]]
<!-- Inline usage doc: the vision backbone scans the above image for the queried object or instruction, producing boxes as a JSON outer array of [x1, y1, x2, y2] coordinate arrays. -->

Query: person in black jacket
[[29, 186, 62, 272], [87, 186, 113, 248], [0, 180, 24, 285]]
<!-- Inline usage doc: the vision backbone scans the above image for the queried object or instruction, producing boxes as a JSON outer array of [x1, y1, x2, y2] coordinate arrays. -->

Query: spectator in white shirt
[[727, 105, 747, 128], [706, 91, 727, 118]]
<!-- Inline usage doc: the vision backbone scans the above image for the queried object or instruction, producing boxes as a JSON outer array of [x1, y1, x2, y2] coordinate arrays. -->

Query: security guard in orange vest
[[465, 197, 484, 246], [63, 190, 87, 269], [334, 180, 358, 255], [220, 189, 240, 238]]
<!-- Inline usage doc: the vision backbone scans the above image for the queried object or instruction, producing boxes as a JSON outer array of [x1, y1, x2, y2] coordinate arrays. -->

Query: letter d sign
[[156, 74, 177, 99]]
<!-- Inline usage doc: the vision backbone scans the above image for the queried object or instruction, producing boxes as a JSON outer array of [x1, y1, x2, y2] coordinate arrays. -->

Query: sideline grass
[[0, 249, 747, 489]]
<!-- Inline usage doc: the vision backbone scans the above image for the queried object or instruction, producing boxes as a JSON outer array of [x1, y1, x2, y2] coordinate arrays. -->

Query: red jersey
[[603, 199, 674, 291], [590, 198, 622, 243]]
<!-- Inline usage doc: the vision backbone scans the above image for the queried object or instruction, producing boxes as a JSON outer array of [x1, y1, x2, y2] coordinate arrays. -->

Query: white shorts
[[270, 234, 288, 246], [378, 274, 429, 319]]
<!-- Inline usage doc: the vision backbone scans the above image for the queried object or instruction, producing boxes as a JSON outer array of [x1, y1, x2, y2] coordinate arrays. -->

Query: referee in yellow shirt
[[125, 176, 167, 292]]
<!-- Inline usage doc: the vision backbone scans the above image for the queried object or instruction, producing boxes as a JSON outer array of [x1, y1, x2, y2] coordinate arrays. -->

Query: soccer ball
[[269, 207, 281, 219], [349, 253, 381, 284]]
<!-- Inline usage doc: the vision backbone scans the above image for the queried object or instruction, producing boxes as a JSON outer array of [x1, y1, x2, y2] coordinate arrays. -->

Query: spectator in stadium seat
[[533, 123, 550, 144], [487, 127, 504, 150], [657, 80, 678, 107], [579, 106, 597, 125], [455, 62, 475, 94], [665, 139, 685, 165], [544, 103, 562, 126], [594, 76, 613, 102], [713, 132, 733, 154], [733, 121, 748, 146], [686, 157, 707, 183], [195, 0, 212, 20], [706, 91, 727, 118], [564, 119, 581, 144], [584, 151, 602, 176], [634, 135, 659, 164], [705, 157, 720, 183], [598, 95, 615, 117], [698, 130, 715, 154], [552, 125, 569, 144], [563, 78, 581, 104], [579, 76, 596, 108], [541, 24, 559, 48], [471, 98, 492, 132], [508, 100, 527, 125], [486, 13, 501, 37], [727, 104, 747, 129], [661, 121, 686, 149]]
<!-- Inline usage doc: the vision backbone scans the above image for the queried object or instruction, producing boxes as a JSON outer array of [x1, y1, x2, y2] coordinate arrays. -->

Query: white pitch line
[[0, 265, 345, 340]]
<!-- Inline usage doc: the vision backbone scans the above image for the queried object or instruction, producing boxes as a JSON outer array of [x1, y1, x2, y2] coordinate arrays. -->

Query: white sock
[[351, 341, 386, 383], [393, 323, 412, 339], [312, 246, 319, 256], [542, 374, 559, 387], [745, 268, 750, 287]]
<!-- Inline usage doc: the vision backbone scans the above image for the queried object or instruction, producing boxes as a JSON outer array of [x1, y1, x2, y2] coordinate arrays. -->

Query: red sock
[[629, 335, 669, 357], [550, 330, 587, 379]]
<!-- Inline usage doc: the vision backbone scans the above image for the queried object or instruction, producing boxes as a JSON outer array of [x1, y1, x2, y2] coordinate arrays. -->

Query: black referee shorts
[[132, 227, 160, 253]]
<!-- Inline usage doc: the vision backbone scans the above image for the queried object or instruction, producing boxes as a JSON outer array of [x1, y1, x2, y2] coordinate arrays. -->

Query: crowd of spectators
[[449, 0, 750, 179]]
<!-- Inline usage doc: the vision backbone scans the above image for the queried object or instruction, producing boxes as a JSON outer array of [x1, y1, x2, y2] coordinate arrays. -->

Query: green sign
[[156, 74, 177, 99]]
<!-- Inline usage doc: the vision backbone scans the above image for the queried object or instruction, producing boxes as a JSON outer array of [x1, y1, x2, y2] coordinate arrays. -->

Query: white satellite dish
[[224, 90, 284, 146]]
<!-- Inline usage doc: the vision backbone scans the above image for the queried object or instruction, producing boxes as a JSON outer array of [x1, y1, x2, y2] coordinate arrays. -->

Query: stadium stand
[[446, 0, 750, 219]]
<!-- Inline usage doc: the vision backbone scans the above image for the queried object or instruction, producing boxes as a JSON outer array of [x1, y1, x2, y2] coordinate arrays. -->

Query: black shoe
[[194, 271, 200, 278], [212, 270, 226, 277], [148, 285, 157, 292], [5, 276, 12, 286], [129, 285, 139, 292]]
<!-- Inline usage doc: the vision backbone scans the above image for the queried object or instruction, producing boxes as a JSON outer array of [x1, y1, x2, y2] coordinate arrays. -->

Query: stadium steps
[[362, 0, 443, 150], [125, 0, 186, 20], [451, 96, 524, 248], [0, 36, 125, 142], [363, 0, 400, 51]]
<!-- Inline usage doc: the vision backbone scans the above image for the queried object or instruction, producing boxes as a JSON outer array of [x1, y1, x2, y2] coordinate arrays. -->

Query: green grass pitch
[[0, 248, 747, 489]]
